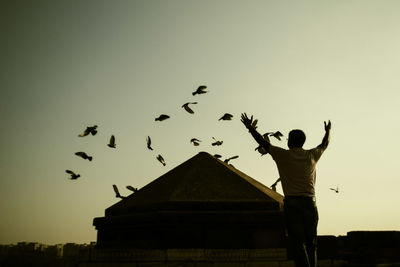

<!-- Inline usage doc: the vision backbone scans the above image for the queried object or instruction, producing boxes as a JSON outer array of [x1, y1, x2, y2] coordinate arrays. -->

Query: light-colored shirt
[[269, 145, 325, 197]]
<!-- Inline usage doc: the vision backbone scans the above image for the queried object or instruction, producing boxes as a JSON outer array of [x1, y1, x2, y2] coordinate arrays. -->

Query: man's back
[[269, 146, 325, 197]]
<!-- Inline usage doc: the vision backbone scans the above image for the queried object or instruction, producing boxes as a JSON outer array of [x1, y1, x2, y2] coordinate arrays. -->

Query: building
[[87, 152, 290, 266]]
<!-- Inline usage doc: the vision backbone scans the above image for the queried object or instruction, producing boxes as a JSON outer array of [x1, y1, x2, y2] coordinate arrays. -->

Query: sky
[[1, 0, 400, 245]]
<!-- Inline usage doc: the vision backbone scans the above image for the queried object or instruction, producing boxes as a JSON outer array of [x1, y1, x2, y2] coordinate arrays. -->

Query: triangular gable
[[106, 152, 283, 216]]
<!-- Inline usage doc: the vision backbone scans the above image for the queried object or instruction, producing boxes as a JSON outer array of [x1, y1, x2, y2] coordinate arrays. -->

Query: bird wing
[[75, 152, 85, 157], [110, 135, 115, 145], [157, 155, 165, 165], [66, 170, 74, 175], [251, 119, 258, 128], [126, 185, 136, 192], [147, 136, 151, 145], [112, 185, 121, 197], [79, 128, 90, 137], [184, 105, 194, 114], [229, 155, 239, 160]]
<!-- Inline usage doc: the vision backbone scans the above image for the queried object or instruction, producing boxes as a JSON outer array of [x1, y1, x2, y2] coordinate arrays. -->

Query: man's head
[[288, 129, 306, 149]]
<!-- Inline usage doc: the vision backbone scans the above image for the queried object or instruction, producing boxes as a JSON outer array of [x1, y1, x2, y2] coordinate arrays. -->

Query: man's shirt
[[269, 145, 325, 197]]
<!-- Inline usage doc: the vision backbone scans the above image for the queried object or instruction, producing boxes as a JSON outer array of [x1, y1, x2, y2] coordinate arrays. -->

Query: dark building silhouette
[[93, 152, 286, 249]]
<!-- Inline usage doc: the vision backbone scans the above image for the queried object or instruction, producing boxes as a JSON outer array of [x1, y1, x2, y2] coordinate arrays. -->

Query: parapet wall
[[78, 248, 294, 267]]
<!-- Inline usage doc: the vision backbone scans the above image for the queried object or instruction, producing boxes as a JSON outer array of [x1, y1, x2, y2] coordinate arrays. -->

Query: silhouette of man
[[241, 113, 331, 267]]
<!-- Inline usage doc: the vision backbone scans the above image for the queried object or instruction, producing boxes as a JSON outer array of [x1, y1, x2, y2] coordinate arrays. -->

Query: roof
[[106, 152, 283, 216]]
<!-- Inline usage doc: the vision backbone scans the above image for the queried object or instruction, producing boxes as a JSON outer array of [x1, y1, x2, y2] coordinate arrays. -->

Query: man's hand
[[241, 113, 255, 130], [324, 120, 331, 132], [318, 120, 331, 149]]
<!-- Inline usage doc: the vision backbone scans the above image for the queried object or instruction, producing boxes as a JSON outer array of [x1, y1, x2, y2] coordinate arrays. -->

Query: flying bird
[[224, 155, 239, 164], [66, 170, 80, 180], [251, 119, 258, 129], [271, 178, 281, 192], [192, 85, 207, 96], [157, 154, 166, 166], [108, 135, 116, 148], [75, 152, 93, 161], [330, 186, 339, 193], [255, 133, 271, 155], [155, 114, 170, 121], [112, 184, 126, 199], [190, 138, 201, 146], [78, 125, 98, 137], [126, 185, 138, 193], [267, 131, 284, 141], [212, 137, 223, 146], [219, 113, 233, 121], [182, 102, 198, 114], [146, 136, 153, 150]]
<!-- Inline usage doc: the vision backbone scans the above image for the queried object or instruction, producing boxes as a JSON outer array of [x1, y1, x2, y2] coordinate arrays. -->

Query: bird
[[108, 135, 116, 148], [219, 113, 233, 121], [271, 178, 281, 192], [224, 155, 239, 164], [211, 137, 223, 146], [157, 154, 166, 166], [126, 185, 138, 193], [330, 186, 339, 193], [255, 133, 271, 155], [267, 131, 284, 141], [155, 114, 170, 121], [66, 170, 80, 180], [146, 136, 153, 150], [190, 138, 201, 146], [78, 125, 98, 137], [213, 154, 222, 159], [251, 119, 258, 129], [112, 184, 126, 199], [74, 152, 93, 161], [182, 102, 198, 114], [192, 85, 207, 96]]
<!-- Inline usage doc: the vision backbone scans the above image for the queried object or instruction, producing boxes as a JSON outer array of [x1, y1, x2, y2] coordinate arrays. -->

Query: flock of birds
[[65, 85, 339, 198]]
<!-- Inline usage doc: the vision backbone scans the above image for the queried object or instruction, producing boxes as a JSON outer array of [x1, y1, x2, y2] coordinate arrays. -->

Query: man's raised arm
[[241, 113, 271, 153], [318, 120, 331, 150]]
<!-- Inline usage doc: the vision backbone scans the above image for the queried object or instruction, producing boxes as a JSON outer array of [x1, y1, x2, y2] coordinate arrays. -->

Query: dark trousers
[[284, 196, 319, 267]]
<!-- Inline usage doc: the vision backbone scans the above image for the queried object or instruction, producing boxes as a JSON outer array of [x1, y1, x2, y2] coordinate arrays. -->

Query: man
[[241, 113, 331, 267]]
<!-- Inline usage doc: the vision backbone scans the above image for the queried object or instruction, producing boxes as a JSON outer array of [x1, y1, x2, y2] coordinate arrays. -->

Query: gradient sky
[[1, 0, 400, 245]]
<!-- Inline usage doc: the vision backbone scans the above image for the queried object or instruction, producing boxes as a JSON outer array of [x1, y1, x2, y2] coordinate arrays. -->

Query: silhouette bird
[[255, 133, 271, 155], [74, 152, 93, 161], [267, 131, 284, 141], [251, 119, 258, 129], [212, 137, 223, 146], [271, 178, 281, 192], [155, 114, 170, 121], [112, 184, 126, 199], [219, 113, 233, 121], [126, 185, 138, 193], [182, 102, 198, 114], [192, 85, 207, 96], [214, 154, 222, 159], [146, 136, 153, 150], [157, 154, 166, 166], [66, 170, 80, 180], [108, 135, 116, 148], [78, 125, 97, 137], [224, 155, 239, 163], [190, 138, 201, 146], [330, 186, 339, 193]]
